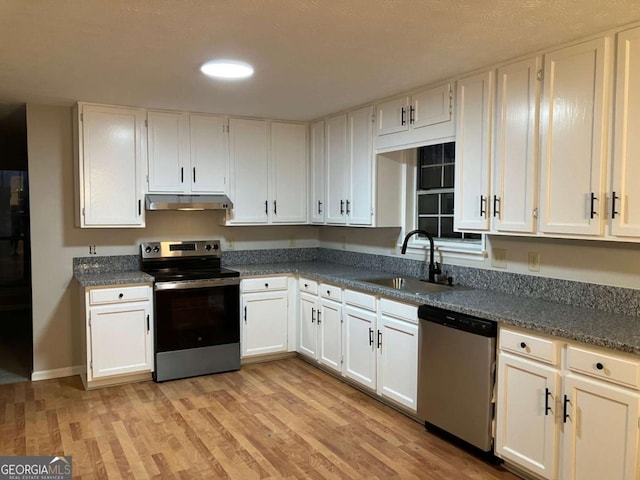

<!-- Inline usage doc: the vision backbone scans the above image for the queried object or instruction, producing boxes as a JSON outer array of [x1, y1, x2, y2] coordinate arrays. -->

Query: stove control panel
[[140, 240, 222, 259]]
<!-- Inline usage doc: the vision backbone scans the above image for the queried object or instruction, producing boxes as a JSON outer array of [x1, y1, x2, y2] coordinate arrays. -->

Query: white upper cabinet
[[227, 119, 307, 225], [147, 111, 229, 194], [189, 114, 229, 193], [347, 105, 374, 225], [228, 118, 270, 224], [270, 122, 308, 224], [492, 57, 541, 234], [75, 103, 145, 228], [309, 120, 325, 223], [611, 26, 640, 238], [375, 83, 455, 152], [538, 37, 610, 236], [454, 71, 493, 231], [325, 113, 349, 224]]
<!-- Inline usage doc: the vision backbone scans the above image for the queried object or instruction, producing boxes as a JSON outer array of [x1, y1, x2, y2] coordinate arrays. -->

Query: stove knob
[[205, 244, 212, 251], [153, 246, 160, 253], [145, 246, 152, 253], [213, 244, 219, 251]]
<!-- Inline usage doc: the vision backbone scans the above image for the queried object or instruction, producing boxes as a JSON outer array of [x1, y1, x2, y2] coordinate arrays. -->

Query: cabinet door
[[325, 114, 348, 224], [493, 57, 540, 234], [611, 27, 640, 237], [562, 374, 640, 480], [242, 291, 288, 357], [298, 292, 318, 359], [270, 122, 308, 223], [310, 120, 325, 224], [318, 298, 342, 373], [347, 106, 373, 225], [89, 303, 152, 379], [344, 305, 376, 389], [79, 104, 145, 227], [411, 83, 452, 130], [189, 114, 228, 193], [539, 38, 609, 236], [495, 353, 559, 480], [147, 110, 190, 193], [228, 118, 269, 224], [375, 96, 410, 136], [376, 315, 418, 411], [454, 71, 493, 231]]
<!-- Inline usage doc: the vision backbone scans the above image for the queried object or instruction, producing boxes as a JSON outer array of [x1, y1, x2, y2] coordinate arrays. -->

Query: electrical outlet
[[491, 248, 508, 268], [289, 236, 296, 248], [227, 239, 234, 251], [528, 252, 540, 272], [341, 235, 347, 250], [390, 239, 397, 254]]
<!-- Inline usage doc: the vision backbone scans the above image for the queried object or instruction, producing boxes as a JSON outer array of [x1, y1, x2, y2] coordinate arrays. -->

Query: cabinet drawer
[[500, 328, 559, 365], [242, 277, 288, 293], [379, 299, 418, 324], [320, 283, 342, 301], [566, 345, 640, 390], [298, 278, 318, 295], [89, 285, 150, 305], [344, 289, 376, 311]]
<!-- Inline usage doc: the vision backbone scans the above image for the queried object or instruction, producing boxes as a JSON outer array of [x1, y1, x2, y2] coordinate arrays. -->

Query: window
[[416, 142, 481, 242]]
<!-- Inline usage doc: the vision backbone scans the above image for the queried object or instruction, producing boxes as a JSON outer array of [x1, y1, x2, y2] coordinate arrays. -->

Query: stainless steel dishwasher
[[417, 305, 497, 454]]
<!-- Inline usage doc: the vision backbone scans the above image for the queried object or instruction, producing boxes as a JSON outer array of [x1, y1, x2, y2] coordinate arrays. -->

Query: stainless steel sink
[[356, 276, 456, 294]]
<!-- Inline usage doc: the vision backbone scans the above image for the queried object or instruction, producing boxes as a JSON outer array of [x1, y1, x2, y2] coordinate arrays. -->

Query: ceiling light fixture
[[200, 60, 254, 79]]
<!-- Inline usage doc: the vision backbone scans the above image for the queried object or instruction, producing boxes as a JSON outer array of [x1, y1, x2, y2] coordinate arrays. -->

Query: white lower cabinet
[[241, 277, 289, 358], [344, 303, 377, 389], [297, 279, 342, 374], [295, 282, 418, 413], [496, 352, 560, 479], [318, 295, 343, 373], [376, 299, 418, 411], [496, 327, 640, 480], [81, 284, 154, 389]]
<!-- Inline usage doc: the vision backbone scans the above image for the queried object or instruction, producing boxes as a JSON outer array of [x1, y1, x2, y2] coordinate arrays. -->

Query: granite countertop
[[74, 271, 154, 287], [229, 261, 640, 356]]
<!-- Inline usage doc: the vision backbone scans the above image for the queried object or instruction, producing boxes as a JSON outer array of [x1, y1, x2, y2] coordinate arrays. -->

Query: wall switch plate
[[491, 248, 508, 268], [528, 252, 540, 272], [289, 236, 296, 248], [341, 235, 347, 250], [227, 239, 234, 251]]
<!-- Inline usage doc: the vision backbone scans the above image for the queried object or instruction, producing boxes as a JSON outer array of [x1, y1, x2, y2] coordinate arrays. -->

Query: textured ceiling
[[1, 0, 639, 121]]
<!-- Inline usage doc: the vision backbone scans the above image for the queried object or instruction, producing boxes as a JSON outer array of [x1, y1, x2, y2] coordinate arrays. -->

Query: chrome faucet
[[400, 229, 442, 283]]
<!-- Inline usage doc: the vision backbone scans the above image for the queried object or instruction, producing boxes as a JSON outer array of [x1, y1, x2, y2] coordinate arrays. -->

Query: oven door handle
[[154, 278, 240, 290]]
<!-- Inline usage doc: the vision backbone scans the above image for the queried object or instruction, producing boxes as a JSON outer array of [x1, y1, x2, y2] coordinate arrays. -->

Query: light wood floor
[[0, 357, 520, 479]]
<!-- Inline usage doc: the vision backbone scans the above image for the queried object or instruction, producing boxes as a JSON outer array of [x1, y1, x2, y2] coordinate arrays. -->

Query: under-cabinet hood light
[[200, 60, 254, 79]]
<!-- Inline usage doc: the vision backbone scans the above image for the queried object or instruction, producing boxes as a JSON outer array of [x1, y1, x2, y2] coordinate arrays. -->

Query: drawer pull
[[265, 283, 269, 288], [118, 293, 124, 299], [595, 362, 604, 370], [304, 283, 308, 288], [327, 290, 331, 296], [520, 342, 527, 349]]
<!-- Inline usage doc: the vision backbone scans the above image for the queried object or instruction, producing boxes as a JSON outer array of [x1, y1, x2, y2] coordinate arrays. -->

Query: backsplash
[[73, 247, 640, 317]]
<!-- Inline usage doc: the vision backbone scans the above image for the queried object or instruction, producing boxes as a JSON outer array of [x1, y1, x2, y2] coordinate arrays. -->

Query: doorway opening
[[0, 104, 32, 384]]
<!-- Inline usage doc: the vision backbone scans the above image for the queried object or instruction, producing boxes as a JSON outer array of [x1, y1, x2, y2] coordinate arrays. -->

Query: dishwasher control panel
[[417, 305, 497, 337]]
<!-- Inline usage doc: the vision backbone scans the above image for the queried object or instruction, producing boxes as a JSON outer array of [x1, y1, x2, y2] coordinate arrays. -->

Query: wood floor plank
[[0, 357, 520, 479]]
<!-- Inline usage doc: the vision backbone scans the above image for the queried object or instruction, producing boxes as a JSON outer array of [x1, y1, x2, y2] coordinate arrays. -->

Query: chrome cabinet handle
[[311, 308, 316, 323]]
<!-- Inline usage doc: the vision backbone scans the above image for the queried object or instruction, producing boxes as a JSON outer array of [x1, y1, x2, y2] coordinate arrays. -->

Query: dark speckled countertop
[[72, 261, 640, 355], [229, 261, 640, 356]]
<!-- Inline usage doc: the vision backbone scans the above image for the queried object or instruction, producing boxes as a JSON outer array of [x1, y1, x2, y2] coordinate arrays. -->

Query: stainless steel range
[[140, 240, 240, 382]]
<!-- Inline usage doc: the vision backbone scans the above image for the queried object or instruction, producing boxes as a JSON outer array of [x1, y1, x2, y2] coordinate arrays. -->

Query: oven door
[[154, 278, 240, 353]]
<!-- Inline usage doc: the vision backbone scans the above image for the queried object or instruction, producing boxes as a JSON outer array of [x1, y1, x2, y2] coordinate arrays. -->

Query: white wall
[[319, 226, 640, 289], [26, 104, 319, 376]]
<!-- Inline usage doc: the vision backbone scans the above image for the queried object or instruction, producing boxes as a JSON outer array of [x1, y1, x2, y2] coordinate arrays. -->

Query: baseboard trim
[[31, 365, 82, 381]]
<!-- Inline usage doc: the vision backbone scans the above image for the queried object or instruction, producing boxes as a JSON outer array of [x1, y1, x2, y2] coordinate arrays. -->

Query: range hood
[[145, 194, 233, 211]]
